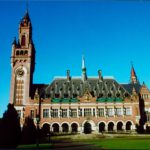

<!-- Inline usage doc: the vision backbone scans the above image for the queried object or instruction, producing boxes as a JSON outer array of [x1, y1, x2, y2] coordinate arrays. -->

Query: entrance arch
[[84, 122, 92, 134], [126, 121, 132, 130], [41, 123, 50, 136], [108, 122, 114, 131], [117, 122, 123, 131], [71, 123, 78, 133], [52, 123, 59, 133], [62, 123, 69, 132], [99, 122, 105, 132]]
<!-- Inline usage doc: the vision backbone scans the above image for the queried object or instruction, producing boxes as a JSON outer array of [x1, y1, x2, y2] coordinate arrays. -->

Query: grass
[[85, 136, 150, 149], [17, 143, 52, 149], [17, 135, 150, 149]]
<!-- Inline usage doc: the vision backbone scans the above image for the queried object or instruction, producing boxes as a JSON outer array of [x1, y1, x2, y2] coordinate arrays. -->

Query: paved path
[[50, 139, 101, 150]]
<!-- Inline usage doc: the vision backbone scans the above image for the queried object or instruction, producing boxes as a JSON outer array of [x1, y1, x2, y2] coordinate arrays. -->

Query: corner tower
[[10, 11, 35, 105]]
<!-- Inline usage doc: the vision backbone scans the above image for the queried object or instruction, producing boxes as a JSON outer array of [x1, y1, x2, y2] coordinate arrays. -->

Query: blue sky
[[0, 0, 150, 117]]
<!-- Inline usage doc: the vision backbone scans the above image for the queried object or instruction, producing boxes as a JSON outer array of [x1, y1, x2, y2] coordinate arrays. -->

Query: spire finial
[[26, 0, 29, 13], [131, 61, 133, 67], [82, 55, 85, 69], [82, 55, 87, 81]]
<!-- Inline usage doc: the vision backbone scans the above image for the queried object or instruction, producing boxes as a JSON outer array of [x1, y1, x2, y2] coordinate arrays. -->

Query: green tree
[[0, 103, 21, 148], [21, 117, 37, 144]]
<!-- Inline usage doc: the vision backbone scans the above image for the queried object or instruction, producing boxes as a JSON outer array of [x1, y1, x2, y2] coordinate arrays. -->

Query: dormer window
[[98, 93, 103, 98], [124, 92, 129, 97], [64, 93, 68, 98], [116, 93, 120, 97], [108, 93, 112, 97]]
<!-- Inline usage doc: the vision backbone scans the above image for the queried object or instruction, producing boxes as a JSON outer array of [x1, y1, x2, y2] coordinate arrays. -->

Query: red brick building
[[10, 11, 150, 133]]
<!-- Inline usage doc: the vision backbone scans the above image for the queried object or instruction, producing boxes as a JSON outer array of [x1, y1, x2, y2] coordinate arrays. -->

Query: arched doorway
[[84, 122, 92, 134], [108, 122, 114, 131], [99, 122, 105, 132], [71, 123, 78, 133], [62, 123, 69, 132], [41, 123, 50, 137], [117, 122, 123, 131], [126, 121, 132, 130], [52, 123, 59, 133]]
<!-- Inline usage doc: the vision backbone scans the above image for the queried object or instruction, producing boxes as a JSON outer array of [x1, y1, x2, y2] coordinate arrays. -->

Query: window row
[[16, 50, 28, 56], [141, 94, 149, 99], [41, 108, 132, 118]]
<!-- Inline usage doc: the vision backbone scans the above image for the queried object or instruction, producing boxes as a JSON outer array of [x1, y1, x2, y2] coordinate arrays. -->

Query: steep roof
[[43, 77, 131, 99], [121, 83, 141, 94]]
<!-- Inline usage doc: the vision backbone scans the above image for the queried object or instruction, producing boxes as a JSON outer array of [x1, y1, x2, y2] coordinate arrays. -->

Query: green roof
[[97, 97, 123, 103], [51, 98, 79, 103]]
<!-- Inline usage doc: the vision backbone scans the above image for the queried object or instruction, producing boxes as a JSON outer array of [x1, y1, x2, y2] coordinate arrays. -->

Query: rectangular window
[[43, 109, 49, 118], [125, 107, 132, 116], [52, 109, 58, 118], [71, 109, 77, 118], [98, 108, 104, 117], [116, 108, 122, 116], [30, 110, 34, 119], [84, 108, 91, 117], [107, 108, 114, 117], [17, 110, 21, 118], [146, 112, 150, 122], [62, 109, 67, 118], [93, 108, 95, 117]]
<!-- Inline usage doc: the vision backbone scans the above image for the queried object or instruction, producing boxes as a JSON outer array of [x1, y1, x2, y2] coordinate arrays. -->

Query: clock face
[[16, 68, 24, 77]]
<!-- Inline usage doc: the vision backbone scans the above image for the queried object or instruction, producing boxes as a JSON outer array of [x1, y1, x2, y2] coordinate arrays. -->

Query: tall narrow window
[[21, 35, 26, 46], [62, 109, 67, 118], [52, 109, 58, 118], [71, 109, 77, 118], [84, 108, 91, 117], [107, 108, 114, 116], [43, 109, 49, 118], [30, 110, 34, 119], [98, 108, 104, 117]]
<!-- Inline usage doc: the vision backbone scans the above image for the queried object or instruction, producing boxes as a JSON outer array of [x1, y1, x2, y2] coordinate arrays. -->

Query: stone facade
[[10, 11, 150, 133]]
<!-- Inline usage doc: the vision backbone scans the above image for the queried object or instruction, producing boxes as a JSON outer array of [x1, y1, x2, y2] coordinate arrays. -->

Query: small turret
[[98, 70, 103, 81], [82, 55, 87, 82], [12, 37, 17, 46], [66, 70, 71, 82]]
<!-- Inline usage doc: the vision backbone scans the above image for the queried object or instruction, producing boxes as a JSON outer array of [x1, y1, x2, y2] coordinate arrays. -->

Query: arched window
[[24, 50, 28, 55], [21, 35, 26, 46], [16, 51, 19, 55], [20, 50, 24, 55]]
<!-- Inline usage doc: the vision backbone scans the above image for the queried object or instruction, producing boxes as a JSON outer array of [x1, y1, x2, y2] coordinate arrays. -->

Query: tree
[[21, 117, 37, 144], [0, 103, 21, 148]]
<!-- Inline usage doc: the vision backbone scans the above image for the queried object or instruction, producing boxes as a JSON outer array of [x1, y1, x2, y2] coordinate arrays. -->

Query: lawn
[[17, 143, 52, 149], [86, 136, 150, 149]]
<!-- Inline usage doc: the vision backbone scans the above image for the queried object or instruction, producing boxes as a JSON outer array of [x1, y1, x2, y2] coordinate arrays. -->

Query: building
[[10, 11, 150, 133]]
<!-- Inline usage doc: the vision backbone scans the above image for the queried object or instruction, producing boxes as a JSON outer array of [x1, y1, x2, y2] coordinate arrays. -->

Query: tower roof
[[131, 65, 136, 78], [20, 11, 31, 27], [130, 63, 138, 84]]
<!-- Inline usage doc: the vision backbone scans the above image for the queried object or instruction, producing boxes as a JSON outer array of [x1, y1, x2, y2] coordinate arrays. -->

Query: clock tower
[[10, 11, 35, 106]]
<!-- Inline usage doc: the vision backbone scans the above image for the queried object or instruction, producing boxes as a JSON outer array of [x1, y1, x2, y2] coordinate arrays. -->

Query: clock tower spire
[[10, 10, 35, 105]]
